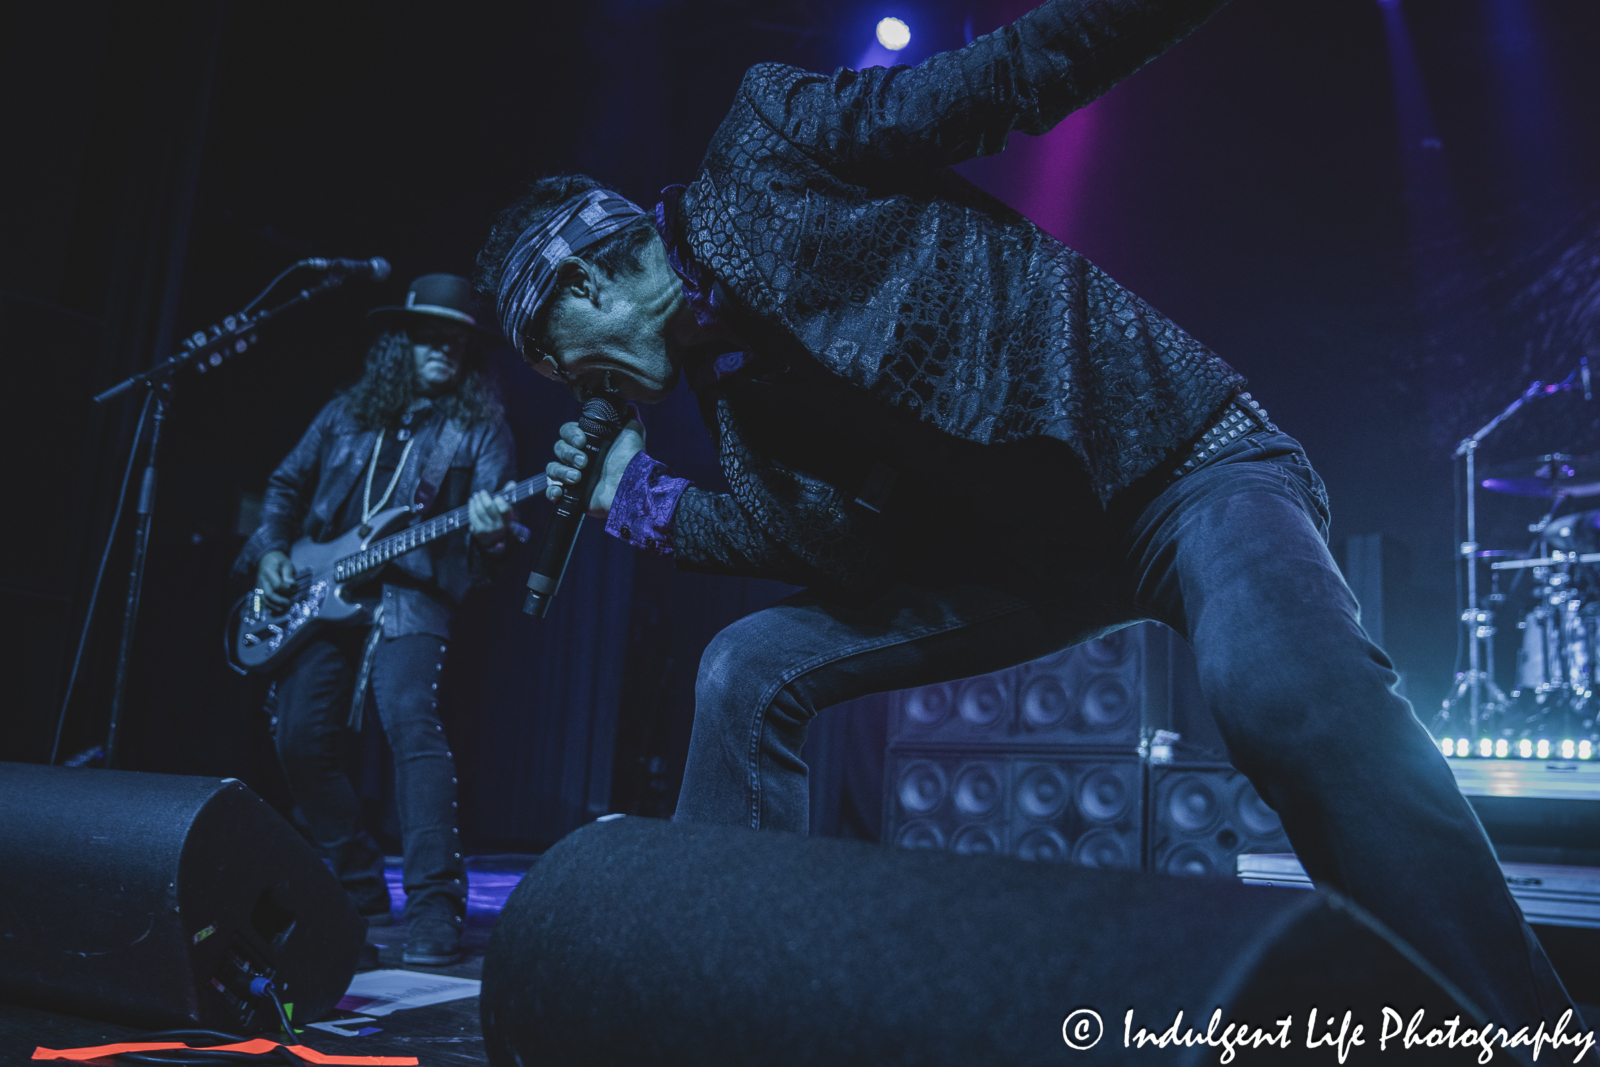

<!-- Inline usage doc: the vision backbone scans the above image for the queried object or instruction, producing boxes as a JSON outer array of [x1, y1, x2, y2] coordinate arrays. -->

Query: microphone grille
[[367, 257, 392, 282], [577, 393, 626, 440]]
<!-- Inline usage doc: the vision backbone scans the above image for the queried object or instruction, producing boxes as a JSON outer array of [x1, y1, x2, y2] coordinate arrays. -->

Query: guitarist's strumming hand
[[255, 550, 297, 612], [545, 418, 645, 519], [469, 481, 518, 549]]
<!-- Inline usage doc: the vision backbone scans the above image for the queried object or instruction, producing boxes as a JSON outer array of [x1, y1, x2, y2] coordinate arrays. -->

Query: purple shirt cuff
[[605, 450, 690, 556]]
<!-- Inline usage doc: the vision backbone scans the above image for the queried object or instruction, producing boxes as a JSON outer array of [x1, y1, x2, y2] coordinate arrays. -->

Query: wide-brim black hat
[[368, 273, 496, 338]]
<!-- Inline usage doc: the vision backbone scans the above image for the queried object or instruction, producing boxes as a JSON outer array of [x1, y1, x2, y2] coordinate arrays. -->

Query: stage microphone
[[523, 391, 627, 618], [301, 256, 391, 281], [1583, 357, 1592, 401]]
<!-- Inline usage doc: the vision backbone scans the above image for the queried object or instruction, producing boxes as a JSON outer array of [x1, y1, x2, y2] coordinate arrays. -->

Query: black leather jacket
[[665, 0, 1244, 591], [234, 396, 516, 638]]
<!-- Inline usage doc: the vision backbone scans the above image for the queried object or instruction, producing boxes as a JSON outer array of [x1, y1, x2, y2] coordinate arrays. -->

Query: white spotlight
[[1495, 738, 1509, 758], [1480, 738, 1494, 758], [1518, 739, 1533, 759], [877, 17, 911, 51], [1581, 740, 1594, 760], [1458, 738, 1470, 757], [1561, 739, 1576, 760], [1440, 738, 1454, 757], [1536, 739, 1551, 759]]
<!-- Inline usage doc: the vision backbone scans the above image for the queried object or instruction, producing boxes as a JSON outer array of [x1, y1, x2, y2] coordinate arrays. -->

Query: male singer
[[474, 0, 1583, 1040]]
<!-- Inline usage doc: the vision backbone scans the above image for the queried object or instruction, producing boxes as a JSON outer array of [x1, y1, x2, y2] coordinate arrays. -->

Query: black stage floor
[[9, 853, 1600, 1066], [5, 855, 536, 1067]]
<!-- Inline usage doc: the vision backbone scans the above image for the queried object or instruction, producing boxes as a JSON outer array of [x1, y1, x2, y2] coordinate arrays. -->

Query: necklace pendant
[[358, 524, 372, 539]]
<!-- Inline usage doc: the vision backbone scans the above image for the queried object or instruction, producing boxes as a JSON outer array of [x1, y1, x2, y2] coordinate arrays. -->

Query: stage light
[[1518, 739, 1533, 758], [1440, 738, 1454, 757], [1562, 739, 1576, 759], [1480, 738, 1494, 757], [1582, 741, 1594, 760], [877, 17, 910, 51], [1536, 739, 1550, 759], [1495, 738, 1509, 758], [1458, 738, 1470, 756]]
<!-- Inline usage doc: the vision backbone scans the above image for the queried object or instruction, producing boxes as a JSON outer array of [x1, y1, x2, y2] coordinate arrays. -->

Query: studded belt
[[1168, 392, 1276, 482]]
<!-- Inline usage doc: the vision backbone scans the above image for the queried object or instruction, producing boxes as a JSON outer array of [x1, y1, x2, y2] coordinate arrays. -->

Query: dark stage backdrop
[[6, 0, 1600, 850]]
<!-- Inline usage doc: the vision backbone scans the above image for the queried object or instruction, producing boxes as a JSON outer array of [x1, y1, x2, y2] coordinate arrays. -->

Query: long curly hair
[[341, 330, 501, 431]]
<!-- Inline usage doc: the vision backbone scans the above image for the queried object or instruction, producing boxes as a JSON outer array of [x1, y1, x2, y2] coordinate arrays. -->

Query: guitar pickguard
[[231, 477, 548, 673]]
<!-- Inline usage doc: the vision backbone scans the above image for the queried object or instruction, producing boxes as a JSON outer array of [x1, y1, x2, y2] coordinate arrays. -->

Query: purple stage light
[[876, 17, 910, 51]]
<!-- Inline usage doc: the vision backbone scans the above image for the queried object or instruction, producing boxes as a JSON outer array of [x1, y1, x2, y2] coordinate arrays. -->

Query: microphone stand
[[91, 270, 365, 768], [1441, 361, 1589, 741]]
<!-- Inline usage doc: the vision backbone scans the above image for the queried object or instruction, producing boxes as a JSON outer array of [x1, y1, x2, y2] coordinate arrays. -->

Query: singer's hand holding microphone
[[546, 416, 645, 519], [522, 395, 640, 617]]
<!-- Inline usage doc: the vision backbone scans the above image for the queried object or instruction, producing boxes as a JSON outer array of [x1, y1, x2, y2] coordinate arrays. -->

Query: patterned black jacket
[[234, 396, 516, 638], [665, 0, 1243, 591]]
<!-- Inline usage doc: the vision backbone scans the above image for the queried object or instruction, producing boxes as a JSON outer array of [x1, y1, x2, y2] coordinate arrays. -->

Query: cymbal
[[1481, 453, 1600, 498]]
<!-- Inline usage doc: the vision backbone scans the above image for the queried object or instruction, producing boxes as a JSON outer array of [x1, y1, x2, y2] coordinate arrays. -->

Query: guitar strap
[[410, 417, 467, 516], [349, 602, 383, 731]]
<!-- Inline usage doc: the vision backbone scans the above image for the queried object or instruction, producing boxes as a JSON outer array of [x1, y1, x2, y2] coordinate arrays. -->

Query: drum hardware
[[1438, 362, 1592, 744], [1490, 551, 1600, 571], [1480, 452, 1600, 500]]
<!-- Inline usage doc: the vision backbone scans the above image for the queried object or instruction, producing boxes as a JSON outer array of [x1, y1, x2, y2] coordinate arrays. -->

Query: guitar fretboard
[[333, 474, 549, 582]]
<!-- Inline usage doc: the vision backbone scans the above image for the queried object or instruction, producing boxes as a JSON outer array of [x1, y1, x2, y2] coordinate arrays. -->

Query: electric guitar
[[229, 473, 548, 673]]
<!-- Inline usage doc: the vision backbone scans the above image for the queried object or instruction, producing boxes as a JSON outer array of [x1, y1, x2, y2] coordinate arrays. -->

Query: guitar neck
[[333, 474, 549, 582]]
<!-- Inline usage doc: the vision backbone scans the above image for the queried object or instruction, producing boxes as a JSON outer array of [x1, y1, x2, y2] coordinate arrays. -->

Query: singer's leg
[[1123, 428, 1583, 1047], [678, 578, 1129, 833]]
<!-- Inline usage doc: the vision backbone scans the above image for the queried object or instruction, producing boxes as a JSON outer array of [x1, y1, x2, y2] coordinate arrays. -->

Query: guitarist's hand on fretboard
[[469, 480, 518, 549], [255, 550, 297, 612]]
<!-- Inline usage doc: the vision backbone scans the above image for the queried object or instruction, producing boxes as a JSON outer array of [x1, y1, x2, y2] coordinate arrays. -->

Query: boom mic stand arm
[[90, 269, 368, 768]]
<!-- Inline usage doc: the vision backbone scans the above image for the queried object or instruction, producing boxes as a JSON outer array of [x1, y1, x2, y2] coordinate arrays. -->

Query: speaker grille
[[885, 750, 1143, 869], [889, 624, 1153, 750], [1147, 763, 1290, 878], [882, 627, 1300, 881]]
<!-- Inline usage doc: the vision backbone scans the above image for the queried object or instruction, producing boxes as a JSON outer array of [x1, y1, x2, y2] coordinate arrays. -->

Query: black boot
[[402, 912, 463, 966]]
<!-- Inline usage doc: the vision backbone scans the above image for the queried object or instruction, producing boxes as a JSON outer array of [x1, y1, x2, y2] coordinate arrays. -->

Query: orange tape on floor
[[32, 1037, 418, 1065]]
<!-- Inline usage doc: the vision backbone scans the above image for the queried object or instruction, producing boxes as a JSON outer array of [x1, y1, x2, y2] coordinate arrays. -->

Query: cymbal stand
[[1441, 362, 1588, 737]]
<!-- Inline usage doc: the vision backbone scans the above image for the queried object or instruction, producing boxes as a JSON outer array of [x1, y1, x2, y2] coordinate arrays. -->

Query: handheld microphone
[[523, 391, 627, 618], [301, 256, 391, 281]]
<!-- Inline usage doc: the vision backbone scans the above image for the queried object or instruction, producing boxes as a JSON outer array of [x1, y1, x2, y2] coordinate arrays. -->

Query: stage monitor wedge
[[482, 816, 1482, 1066], [0, 762, 363, 1031]]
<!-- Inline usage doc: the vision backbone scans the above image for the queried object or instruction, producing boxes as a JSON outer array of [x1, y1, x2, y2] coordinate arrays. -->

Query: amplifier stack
[[883, 622, 1291, 875]]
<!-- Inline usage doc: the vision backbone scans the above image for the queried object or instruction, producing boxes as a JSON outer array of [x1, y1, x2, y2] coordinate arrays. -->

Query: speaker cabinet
[[891, 624, 1156, 751], [885, 749, 1143, 869], [0, 762, 364, 1030], [482, 817, 1478, 1067], [1147, 762, 1291, 878], [1159, 628, 1229, 762]]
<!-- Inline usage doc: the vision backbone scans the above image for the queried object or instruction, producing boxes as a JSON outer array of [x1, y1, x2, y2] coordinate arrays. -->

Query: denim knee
[[695, 614, 781, 715]]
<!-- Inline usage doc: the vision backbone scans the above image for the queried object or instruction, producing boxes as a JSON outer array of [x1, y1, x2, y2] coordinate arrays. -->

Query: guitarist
[[234, 273, 516, 967]]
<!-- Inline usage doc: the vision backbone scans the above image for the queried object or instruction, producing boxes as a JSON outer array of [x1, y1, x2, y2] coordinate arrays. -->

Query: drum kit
[[1434, 365, 1600, 757]]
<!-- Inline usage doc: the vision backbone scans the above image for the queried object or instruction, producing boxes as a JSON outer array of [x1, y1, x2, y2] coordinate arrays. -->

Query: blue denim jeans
[[678, 430, 1580, 1040], [271, 630, 466, 923]]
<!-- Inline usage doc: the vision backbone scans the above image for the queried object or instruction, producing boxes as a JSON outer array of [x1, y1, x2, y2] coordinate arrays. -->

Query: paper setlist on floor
[[333, 969, 482, 1018]]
